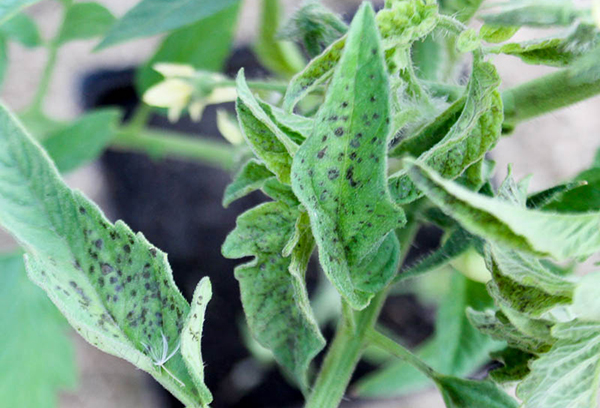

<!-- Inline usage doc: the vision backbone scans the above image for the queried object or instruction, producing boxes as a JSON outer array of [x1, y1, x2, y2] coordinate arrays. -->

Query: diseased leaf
[[389, 58, 503, 204], [0, 102, 209, 406], [291, 3, 405, 309], [282, 35, 345, 112], [261, 178, 300, 207], [136, 3, 240, 93], [436, 376, 518, 408], [259, 100, 313, 143], [406, 161, 600, 261], [467, 308, 553, 354], [57, 2, 116, 44], [42, 109, 120, 173], [356, 273, 501, 398], [0, 253, 76, 408], [518, 321, 600, 408], [97, 0, 240, 49], [181, 277, 213, 405], [222, 202, 325, 388], [253, 0, 305, 78], [489, 23, 600, 67], [0, 12, 41, 47], [222, 159, 274, 208], [0, 0, 40, 24], [482, 1, 580, 27]]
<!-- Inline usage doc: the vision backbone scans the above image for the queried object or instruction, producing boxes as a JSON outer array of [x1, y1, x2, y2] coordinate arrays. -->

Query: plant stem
[[112, 128, 236, 171], [305, 222, 418, 408], [216, 79, 290, 93], [502, 58, 600, 130], [366, 330, 437, 379]]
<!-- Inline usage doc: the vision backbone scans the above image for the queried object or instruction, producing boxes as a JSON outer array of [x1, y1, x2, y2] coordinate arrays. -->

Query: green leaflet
[[485, 245, 575, 317], [489, 23, 600, 67], [435, 376, 518, 408], [0, 0, 40, 24], [262, 178, 300, 207], [181, 277, 213, 405], [376, 0, 438, 48], [282, 35, 345, 112], [236, 69, 298, 184], [438, 0, 484, 23], [482, 1, 580, 27], [222, 202, 325, 389], [0, 102, 211, 406], [389, 58, 503, 204], [0, 12, 41, 47], [406, 161, 600, 261], [136, 3, 240, 93], [291, 3, 405, 309], [489, 347, 534, 383], [573, 272, 600, 322], [97, 0, 240, 50], [259, 101, 313, 143], [467, 309, 553, 354], [518, 321, 600, 408], [222, 159, 274, 208], [479, 25, 519, 44], [0, 253, 76, 408], [253, 0, 305, 78], [42, 109, 120, 173], [356, 273, 501, 398], [57, 2, 116, 44], [526, 180, 588, 209]]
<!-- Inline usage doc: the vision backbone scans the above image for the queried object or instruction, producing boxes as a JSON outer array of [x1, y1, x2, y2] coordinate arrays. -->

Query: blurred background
[[0, 0, 599, 407]]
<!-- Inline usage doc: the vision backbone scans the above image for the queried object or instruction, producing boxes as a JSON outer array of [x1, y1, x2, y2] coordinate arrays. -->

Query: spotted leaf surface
[[0, 102, 206, 406], [181, 277, 213, 406], [518, 321, 600, 408], [222, 202, 325, 388], [390, 58, 503, 204], [406, 161, 600, 261], [291, 3, 405, 309]]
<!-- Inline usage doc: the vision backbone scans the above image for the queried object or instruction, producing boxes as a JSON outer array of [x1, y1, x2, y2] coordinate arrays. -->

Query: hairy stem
[[305, 223, 418, 408], [112, 129, 236, 171]]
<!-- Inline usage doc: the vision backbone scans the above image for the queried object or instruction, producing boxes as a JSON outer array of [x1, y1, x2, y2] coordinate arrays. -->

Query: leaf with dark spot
[[291, 3, 405, 309]]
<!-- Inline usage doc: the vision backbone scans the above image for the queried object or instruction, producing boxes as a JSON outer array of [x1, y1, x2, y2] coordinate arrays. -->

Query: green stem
[[502, 58, 600, 130], [112, 128, 236, 171], [366, 330, 437, 379], [216, 79, 290, 93], [305, 222, 418, 408]]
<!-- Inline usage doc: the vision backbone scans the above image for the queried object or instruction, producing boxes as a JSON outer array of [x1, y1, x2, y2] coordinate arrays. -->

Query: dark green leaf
[[0, 102, 210, 406], [0, 253, 77, 408], [406, 161, 600, 261], [42, 109, 120, 173], [136, 3, 240, 93], [222, 159, 274, 208], [97, 0, 240, 50], [526, 180, 588, 209], [222, 202, 325, 388], [58, 2, 116, 44], [291, 3, 405, 309], [0, 12, 41, 47], [436, 376, 518, 408], [389, 58, 503, 204], [489, 347, 534, 383]]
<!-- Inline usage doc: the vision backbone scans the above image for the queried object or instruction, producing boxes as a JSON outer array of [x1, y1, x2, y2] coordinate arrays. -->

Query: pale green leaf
[[136, 3, 240, 93], [42, 109, 120, 173], [253, 0, 305, 78], [435, 376, 518, 408], [489, 23, 600, 67], [376, 0, 438, 48], [406, 161, 600, 261], [57, 2, 116, 44], [482, 1, 580, 27], [0, 12, 41, 47], [518, 320, 600, 408], [0, 102, 208, 406], [573, 272, 600, 322], [97, 0, 240, 50], [0, 0, 40, 24], [181, 277, 213, 406], [291, 3, 405, 309], [261, 177, 300, 207], [259, 100, 313, 143], [222, 202, 325, 388], [222, 159, 274, 208], [439, 0, 484, 23], [0, 253, 76, 408], [390, 58, 503, 204], [479, 25, 519, 43]]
